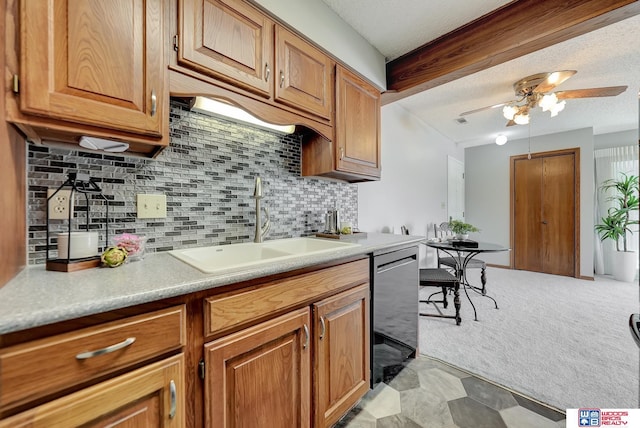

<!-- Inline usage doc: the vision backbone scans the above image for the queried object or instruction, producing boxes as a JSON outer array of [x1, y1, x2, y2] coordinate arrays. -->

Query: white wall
[[253, 0, 386, 89], [358, 103, 464, 267], [594, 129, 638, 149], [465, 128, 595, 277]]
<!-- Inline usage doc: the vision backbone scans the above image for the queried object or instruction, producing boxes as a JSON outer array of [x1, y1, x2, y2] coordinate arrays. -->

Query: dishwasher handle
[[376, 255, 417, 274], [630, 313, 640, 348]]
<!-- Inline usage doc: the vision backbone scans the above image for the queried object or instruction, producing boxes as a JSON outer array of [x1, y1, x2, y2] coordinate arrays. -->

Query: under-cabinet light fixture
[[191, 96, 295, 134], [79, 136, 129, 152]]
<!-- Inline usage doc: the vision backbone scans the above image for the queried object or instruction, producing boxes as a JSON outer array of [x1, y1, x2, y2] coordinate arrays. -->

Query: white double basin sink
[[170, 237, 360, 274]]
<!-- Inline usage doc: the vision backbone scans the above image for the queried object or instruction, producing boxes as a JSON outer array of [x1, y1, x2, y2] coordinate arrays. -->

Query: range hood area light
[[191, 96, 296, 134]]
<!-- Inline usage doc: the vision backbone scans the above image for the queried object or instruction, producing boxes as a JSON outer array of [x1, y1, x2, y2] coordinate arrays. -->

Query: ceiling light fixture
[[495, 134, 508, 145], [191, 96, 296, 134]]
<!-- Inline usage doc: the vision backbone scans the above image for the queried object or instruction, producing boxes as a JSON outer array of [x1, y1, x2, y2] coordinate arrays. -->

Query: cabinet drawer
[[204, 259, 369, 336], [0, 305, 186, 410]]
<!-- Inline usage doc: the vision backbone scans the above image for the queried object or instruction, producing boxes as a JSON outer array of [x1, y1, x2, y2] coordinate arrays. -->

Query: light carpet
[[419, 267, 640, 410]]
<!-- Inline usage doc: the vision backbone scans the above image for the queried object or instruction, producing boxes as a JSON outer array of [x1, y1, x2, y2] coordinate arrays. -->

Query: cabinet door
[[205, 307, 311, 428], [275, 26, 333, 120], [335, 65, 381, 178], [179, 0, 273, 97], [20, 0, 165, 137], [314, 284, 370, 428], [0, 354, 184, 428]]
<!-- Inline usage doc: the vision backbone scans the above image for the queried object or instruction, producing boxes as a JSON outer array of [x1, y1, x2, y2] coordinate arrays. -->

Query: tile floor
[[336, 354, 566, 428]]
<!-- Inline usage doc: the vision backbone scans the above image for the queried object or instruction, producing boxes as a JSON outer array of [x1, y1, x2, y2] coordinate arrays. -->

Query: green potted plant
[[595, 173, 639, 282], [449, 219, 480, 240]]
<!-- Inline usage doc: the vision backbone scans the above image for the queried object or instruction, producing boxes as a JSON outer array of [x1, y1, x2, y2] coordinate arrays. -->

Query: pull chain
[[527, 121, 532, 160]]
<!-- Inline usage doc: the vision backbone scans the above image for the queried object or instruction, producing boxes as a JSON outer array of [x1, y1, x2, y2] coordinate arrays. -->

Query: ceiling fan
[[459, 70, 627, 126]]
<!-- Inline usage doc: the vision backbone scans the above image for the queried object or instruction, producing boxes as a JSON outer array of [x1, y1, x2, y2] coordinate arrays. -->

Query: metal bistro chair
[[436, 222, 488, 296], [419, 267, 461, 325]]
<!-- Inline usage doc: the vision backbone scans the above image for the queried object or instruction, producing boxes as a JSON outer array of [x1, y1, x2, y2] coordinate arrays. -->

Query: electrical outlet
[[47, 189, 74, 220], [137, 194, 167, 219]]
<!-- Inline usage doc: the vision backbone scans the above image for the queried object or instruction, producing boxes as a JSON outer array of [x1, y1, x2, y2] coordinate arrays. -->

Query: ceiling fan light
[[495, 134, 508, 145], [503, 105, 517, 120], [539, 93, 558, 111], [549, 100, 566, 117], [513, 112, 530, 125]]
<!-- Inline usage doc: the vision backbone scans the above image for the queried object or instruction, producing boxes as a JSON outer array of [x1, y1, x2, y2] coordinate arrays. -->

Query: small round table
[[425, 240, 510, 321]]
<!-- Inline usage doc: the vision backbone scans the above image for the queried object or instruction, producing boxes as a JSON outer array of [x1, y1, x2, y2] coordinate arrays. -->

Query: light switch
[[137, 194, 167, 219]]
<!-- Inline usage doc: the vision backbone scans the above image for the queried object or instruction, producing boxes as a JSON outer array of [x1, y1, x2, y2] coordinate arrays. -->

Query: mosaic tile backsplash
[[27, 100, 358, 264]]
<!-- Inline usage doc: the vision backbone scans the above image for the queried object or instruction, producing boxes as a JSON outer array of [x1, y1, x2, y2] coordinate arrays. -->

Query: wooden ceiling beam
[[383, 0, 640, 105]]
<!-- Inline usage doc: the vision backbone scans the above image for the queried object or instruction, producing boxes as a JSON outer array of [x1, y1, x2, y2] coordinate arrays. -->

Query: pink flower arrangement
[[112, 233, 146, 260]]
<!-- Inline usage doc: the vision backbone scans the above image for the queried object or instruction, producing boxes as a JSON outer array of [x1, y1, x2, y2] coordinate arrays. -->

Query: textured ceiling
[[320, 0, 640, 147], [319, 0, 512, 61]]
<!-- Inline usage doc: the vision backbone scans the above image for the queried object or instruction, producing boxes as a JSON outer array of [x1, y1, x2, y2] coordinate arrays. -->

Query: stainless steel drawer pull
[[150, 90, 157, 117], [319, 316, 326, 340], [302, 324, 309, 349], [75, 337, 136, 360], [169, 379, 177, 419]]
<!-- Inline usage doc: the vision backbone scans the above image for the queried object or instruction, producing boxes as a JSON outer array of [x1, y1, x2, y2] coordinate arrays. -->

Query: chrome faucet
[[253, 176, 270, 243]]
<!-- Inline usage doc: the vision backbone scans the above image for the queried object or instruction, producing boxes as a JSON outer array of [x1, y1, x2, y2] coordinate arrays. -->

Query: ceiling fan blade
[[555, 86, 628, 99], [506, 120, 516, 127], [460, 101, 515, 117], [532, 70, 577, 93]]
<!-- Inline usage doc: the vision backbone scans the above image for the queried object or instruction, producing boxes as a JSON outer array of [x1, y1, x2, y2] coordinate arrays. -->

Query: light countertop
[[0, 233, 424, 335]]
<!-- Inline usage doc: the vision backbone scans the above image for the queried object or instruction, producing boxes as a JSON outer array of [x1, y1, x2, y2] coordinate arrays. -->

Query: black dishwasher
[[371, 246, 419, 386]]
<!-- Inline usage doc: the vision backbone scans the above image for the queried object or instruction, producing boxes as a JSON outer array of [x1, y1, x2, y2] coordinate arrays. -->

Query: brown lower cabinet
[[204, 284, 370, 428], [205, 307, 312, 427], [0, 354, 185, 428]]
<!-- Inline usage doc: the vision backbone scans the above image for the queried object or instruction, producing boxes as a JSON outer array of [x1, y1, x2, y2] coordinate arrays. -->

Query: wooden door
[[204, 307, 311, 428], [178, 0, 273, 97], [335, 65, 381, 178], [20, 0, 165, 136], [275, 26, 333, 120], [0, 354, 184, 427], [512, 150, 578, 276], [314, 284, 370, 428]]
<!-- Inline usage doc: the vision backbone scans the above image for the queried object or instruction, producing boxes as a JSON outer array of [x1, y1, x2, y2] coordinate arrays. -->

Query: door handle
[[302, 324, 309, 349], [264, 63, 270, 82], [169, 379, 177, 419], [541, 220, 548, 224], [319, 316, 326, 340], [150, 90, 157, 117], [75, 337, 136, 360]]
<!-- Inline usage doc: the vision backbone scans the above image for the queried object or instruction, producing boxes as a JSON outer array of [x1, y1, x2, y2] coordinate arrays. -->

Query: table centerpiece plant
[[449, 219, 480, 240]]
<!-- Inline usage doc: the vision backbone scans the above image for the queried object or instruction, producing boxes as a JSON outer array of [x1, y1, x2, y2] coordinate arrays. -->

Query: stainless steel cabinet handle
[[280, 71, 285, 88], [302, 324, 309, 349], [265, 63, 270, 82], [319, 316, 326, 340], [169, 379, 177, 419], [340, 147, 344, 160], [150, 90, 157, 117], [75, 337, 136, 360]]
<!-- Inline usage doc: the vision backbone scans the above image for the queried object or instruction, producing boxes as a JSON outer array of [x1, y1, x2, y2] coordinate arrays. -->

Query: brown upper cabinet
[[335, 66, 381, 178], [178, 0, 332, 121], [5, 0, 169, 156], [302, 65, 381, 181], [274, 26, 333, 120], [178, 0, 274, 98]]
